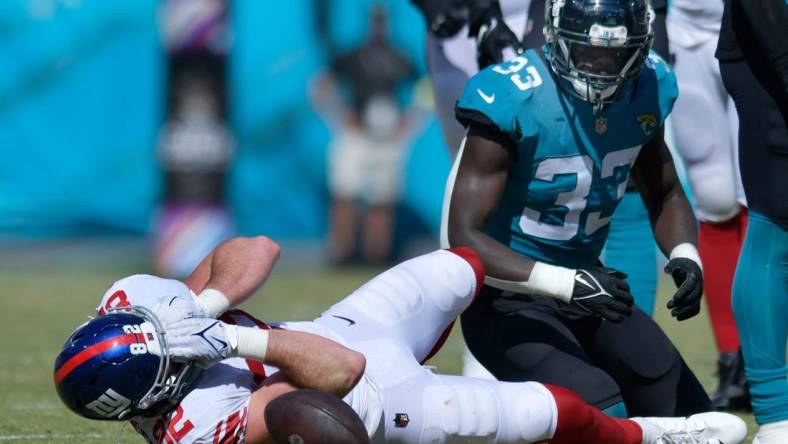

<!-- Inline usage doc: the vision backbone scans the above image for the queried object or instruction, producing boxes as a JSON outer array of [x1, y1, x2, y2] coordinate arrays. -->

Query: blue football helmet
[[544, 0, 654, 112], [54, 305, 201, 420]]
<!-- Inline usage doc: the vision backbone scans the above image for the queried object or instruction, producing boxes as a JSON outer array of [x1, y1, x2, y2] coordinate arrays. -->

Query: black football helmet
[[544, 0, 654, 112]]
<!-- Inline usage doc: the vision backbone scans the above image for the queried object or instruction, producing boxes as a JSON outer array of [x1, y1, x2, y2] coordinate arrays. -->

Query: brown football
[[264, 389, 370, 444]]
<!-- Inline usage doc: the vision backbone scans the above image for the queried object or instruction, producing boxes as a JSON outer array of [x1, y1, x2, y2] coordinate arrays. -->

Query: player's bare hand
[[570, 267, 634, 323], [665, 258, 703, 321]]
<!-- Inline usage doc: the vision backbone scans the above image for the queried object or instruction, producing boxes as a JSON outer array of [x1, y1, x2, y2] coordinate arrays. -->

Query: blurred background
[[0, 0, 449, 268], [0, 0, 755, 442], [0, 1, 451, 440]]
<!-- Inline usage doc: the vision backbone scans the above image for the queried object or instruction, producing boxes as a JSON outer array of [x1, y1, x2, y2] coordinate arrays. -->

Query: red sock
[[698, 208, 748, 353], [545, 384, 642, 444]]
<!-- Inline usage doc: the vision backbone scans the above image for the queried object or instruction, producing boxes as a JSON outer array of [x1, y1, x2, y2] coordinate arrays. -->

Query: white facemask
[[569, 77, 619, 103]]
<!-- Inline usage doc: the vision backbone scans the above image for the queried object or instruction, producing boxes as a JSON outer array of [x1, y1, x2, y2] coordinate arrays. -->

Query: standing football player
[[666, 0, 749, 411], [417, 1, 672, 382], [53, 236, 747, 443], [716, 0, 788, 441], [445, 0, 712, 418]]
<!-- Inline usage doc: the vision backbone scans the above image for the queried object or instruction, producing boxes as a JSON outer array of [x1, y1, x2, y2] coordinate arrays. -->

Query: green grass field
[[0, 251, 757, 443]]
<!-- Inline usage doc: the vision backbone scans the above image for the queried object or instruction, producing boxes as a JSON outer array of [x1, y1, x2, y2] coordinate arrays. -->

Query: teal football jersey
[[455, 49, 678, 269]]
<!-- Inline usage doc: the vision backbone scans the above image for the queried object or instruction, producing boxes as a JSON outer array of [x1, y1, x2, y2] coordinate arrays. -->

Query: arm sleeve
[[738, 0, 788, 94]]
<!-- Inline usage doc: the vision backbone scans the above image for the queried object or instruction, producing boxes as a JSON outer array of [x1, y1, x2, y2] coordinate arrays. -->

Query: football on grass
[[264, 389, 370, 444]]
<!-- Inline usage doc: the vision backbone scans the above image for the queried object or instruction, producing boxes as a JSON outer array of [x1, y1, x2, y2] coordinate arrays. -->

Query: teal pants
[[605, 190, 658, 315], [732, 210, 788, 424]]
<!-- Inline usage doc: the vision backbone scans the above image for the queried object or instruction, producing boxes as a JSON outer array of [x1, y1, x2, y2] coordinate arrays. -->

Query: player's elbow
[[331, 350, 366, 396], [249, 236, 281, 261], [447, 219, 478, 249]]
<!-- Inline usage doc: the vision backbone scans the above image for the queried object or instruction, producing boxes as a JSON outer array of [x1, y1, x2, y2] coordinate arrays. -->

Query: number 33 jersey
[[455, 48, 678, 268]]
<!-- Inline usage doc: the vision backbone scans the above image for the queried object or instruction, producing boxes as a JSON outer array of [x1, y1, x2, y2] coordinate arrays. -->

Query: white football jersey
[[97, 275, 383, 443]]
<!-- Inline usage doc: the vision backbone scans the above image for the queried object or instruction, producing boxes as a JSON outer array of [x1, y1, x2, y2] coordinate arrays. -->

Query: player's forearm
[[450, 227, 536, 281], [649, 188, 700, 261], [262, 330, 365, 398], [633, 131, 701, 264], [450, 226, 577, 301], [185, 236, 280, 317], [446, 129, 576, 301]]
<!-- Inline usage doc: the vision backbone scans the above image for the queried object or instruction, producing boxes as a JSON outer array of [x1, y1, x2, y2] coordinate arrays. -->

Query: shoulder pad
[[455, 66, 517, 136], [643, 51, 679, 122], [455, 51, 549, 137]]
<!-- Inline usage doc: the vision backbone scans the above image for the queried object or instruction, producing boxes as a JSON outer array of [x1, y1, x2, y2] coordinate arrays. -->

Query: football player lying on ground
[[54, 236, 746, 443]]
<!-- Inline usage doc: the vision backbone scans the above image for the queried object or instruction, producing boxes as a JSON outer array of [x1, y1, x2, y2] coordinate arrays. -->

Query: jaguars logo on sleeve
[[636, 51, 679, 131]]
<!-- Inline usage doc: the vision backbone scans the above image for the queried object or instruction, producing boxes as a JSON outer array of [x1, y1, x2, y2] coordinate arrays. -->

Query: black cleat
[[711, 349, 752, 412]]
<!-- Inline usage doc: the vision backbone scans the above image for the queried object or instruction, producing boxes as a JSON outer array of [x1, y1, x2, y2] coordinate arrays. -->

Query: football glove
[[472, 16, 524, 69], [467, 0, 523, 69], [570, 267, 634, 323], [411, 0, 468, 38], [151, 296, 198, 328], [166, 317, 238, 368], [665, 258, 703, 321]]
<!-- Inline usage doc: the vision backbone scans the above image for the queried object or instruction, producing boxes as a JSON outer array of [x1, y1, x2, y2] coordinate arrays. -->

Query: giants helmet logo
[[85, 388, 131, 418]]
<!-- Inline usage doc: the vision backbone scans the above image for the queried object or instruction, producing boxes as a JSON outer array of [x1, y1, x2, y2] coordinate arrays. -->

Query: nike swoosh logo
[[477, 88, 495, 104], [209, 335, 227, 351], [574, 274, 594, 290], [332, 315, 356, 326], [195, 321, 227, 353]]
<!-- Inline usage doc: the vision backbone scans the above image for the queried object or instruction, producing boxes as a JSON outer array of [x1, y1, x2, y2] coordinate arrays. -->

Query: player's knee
[[421, 384, 499, 441], [422, 380, 558, 443], [696, 194, 740, 222], [498, 382, 558, 442], [421, 249, 484, 313], [692, 177, 741, 222], [671, 88, 726, 163], [445, 247, 484, 297]]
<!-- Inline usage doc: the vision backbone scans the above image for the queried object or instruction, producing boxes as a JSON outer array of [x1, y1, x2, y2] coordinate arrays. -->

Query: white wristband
[[229, 325, 270, 362], [669, 243, 703, 271], [484, 262, 576, 303], [197, 288, 231, 318]]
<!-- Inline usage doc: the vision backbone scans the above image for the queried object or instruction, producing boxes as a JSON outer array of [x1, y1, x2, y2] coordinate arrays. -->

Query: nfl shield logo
[[595, 117, 608, 135]]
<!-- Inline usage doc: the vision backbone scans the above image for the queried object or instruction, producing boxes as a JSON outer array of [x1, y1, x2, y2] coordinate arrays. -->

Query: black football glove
[[472, 16, 524, 69], [570, 267, 634, 323], [411, 0, 468, 38], [467, 0, 523, 69], [665, 258, 703, 321]]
